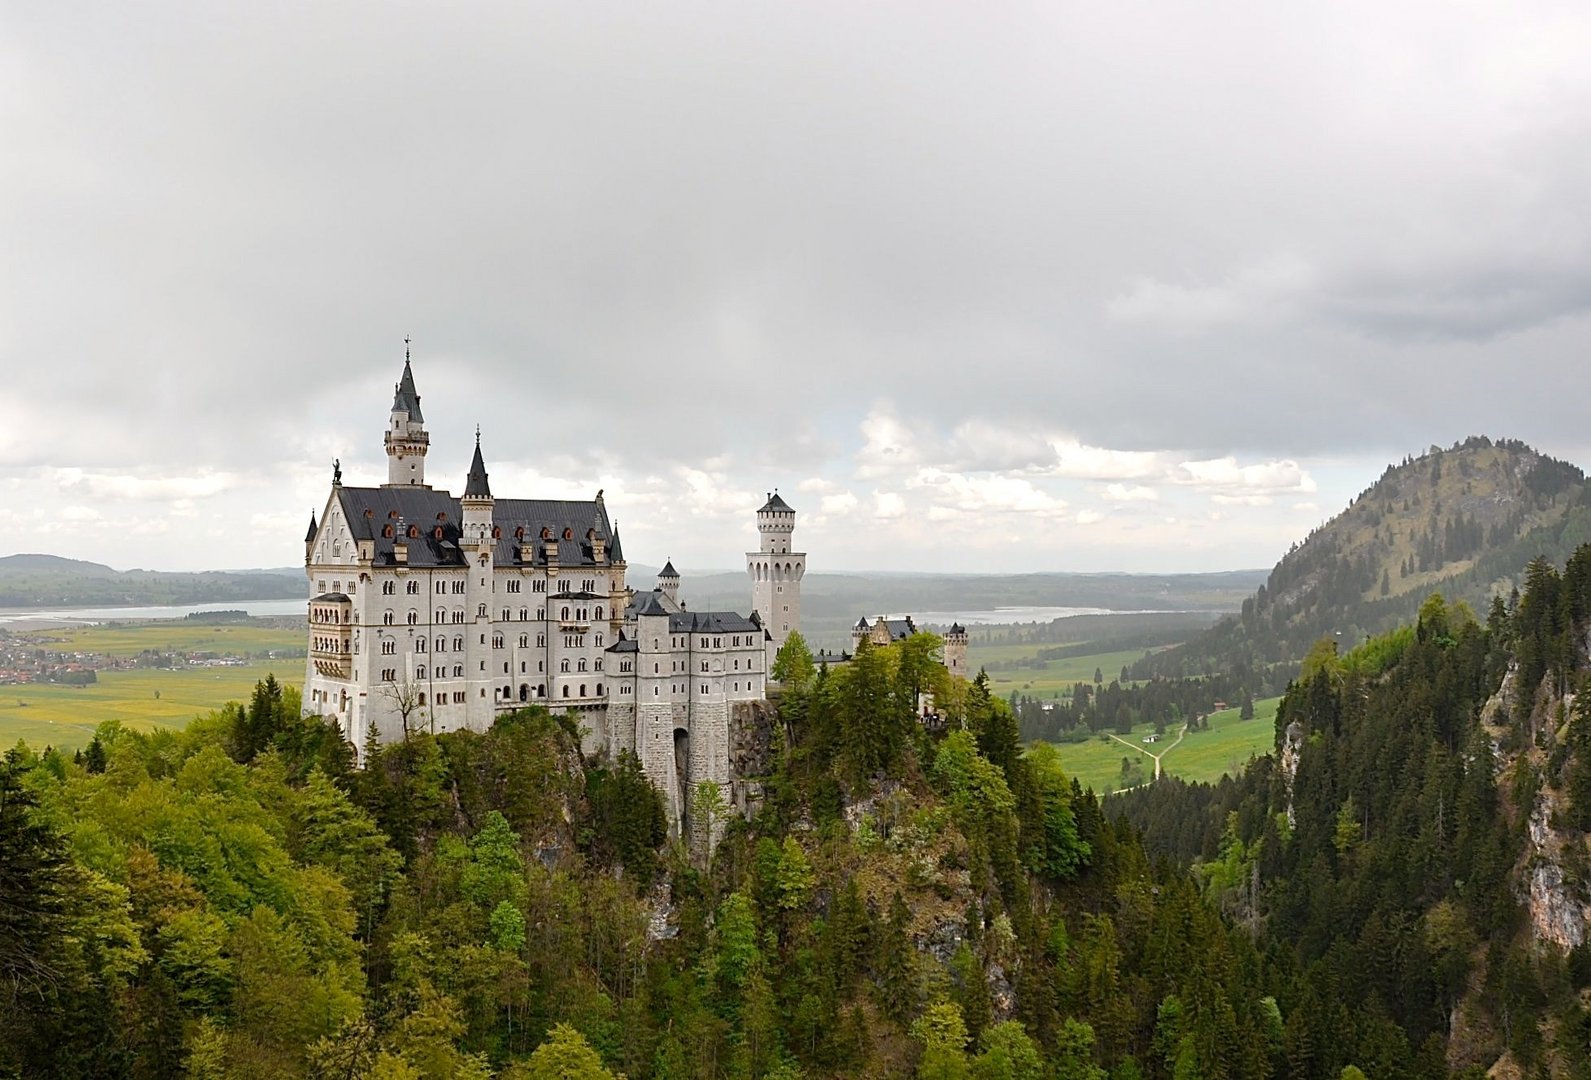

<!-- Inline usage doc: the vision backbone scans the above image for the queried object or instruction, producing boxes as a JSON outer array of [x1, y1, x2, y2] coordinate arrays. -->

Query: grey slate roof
[[882, 616, 918, 640], [609, 528, 624, 563], [949, 622, 966, 635], [758, 492, 794, 513], [334, 486, 613, 570], [658, 560, 679, 579], [463, 440, 491, 499], [669, 610, 762, 634], [606, 633, 638, 653], [814, 649, 851, 666], [305, 512, 318, 543], [312, 592, 350, 603], [392, 360, 424, 421], [628, 591, 675, 617]]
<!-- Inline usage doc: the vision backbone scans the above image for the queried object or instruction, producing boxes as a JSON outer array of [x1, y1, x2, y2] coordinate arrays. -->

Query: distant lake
[[909, 606, 1187, 626], [0, 598, 307, 626]]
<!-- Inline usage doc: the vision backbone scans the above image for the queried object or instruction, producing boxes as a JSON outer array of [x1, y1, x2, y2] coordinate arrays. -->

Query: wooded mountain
[[0, 553, 304, 608], [1136, 437, 1591, 687]]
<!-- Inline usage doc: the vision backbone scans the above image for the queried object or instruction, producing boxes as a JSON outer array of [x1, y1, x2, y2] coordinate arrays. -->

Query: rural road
[[1105, 722, 1188, 780]]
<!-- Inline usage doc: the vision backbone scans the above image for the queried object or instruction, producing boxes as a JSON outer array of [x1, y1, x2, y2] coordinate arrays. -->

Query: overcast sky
[[5, 3, 1591, 575]]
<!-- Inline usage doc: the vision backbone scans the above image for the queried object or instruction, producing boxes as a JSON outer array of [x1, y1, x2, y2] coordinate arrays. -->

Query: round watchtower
[[747, 491, 805, 670]]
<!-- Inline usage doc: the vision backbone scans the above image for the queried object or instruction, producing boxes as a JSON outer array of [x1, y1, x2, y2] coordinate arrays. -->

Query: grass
[[38, 622, 302, 658], [1038, 695, 1282, 796], [0, 663, 302, 752], [971, 645, 1161, 700], [0, 620, 306, 752]]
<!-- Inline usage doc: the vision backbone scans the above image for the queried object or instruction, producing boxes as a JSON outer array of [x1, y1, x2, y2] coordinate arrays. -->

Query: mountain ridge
[[1136, 435, 1591, 685]]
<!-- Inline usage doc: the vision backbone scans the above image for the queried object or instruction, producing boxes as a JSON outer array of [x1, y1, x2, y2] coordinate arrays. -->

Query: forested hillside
[[1, 630, 1502, 1080], [1136, 438, 1591, 688], [1114, 547, 1591, 1078], [0, 554, 302, 608]]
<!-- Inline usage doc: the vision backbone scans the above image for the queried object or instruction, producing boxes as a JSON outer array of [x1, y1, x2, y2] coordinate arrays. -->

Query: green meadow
[[1039, 695, 1282, 796], [972, 646, 1158, 699], [0, 620, 304, 751]]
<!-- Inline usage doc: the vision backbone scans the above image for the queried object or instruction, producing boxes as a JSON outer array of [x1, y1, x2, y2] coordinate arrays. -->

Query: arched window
[[562, 685, 570, 698], [560, 659, 570, 673], [453, 636, 463, 651], [561, 606, 569, 620], [478, 604, 487, 618], [416, 666, 426, 679], [406, 580, 418, 594], [595, 606, 604, 620], [577, 658, 587, 672], [407, 610, 418, 625], [519, 684, 529, 701], [418, 693, 426, 705], [580, 684, 587, 697], [382, 611, 394, 625]]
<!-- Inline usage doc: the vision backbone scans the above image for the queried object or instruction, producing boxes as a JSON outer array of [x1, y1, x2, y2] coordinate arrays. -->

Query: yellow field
[[38, 622, 302, 658]]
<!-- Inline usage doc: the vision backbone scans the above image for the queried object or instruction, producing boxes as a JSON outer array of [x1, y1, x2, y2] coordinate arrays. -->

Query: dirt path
[[1104, 723, 1188, 780]]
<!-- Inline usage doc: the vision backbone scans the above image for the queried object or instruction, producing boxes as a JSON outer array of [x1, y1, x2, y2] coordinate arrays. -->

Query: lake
[[0, 598, 307, 626]]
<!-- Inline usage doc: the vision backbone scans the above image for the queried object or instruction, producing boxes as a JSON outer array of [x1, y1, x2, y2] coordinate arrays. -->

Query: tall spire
[[392, 340, 423, 422], [464, 430, 492, 499]]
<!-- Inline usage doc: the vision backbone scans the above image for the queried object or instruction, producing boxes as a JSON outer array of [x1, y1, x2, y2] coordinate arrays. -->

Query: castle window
[[534, 579, 546, 593], [454, 665, 463, 677], [382, 581, 394, 595], [518, 634, 528, 648], [383, 612, 394, 625], [560, 659, 570, 673], [594, 658, 603, 672], [416, 666, 426, 679], [520, 661, 526, 673], [536, 634, 545, 647], [563, 686, 570, 698], [701, 661, 708, 673], [578, 659, 587, 672], [502, 608, 511, 621], [478, 604, 487, 618], [406, 580, 418, 595], [435, 637, 445, 652], [561, 607, 570, 620], [407, 610, 418, 625], [416, 638, 426, 652], [519, 608, 528, 621], [436, 581, 446, 594], [594, 634, 603, 647], [453, 636, 463, 651], [492, 636, 503, 649], [580, 684, 587, 696], [595, 606, 603, 620], [597, 684, 604, 696]]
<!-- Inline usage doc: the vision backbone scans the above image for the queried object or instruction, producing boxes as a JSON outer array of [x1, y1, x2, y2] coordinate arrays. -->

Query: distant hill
[[0, 554, 304, 609], [0, 553, 119, 575], [632, 566, 1266, 650], [1136, 436, 1591, 686]]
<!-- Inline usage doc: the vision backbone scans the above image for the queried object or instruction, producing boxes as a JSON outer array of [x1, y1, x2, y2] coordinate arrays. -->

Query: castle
[[302, 356, 804, 833]]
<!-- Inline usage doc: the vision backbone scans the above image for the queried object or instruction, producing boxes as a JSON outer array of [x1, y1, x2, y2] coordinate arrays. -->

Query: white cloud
[[873, 492, 907, 520], [1172, 456, 1317, 494], [820, 491, 859, 515], [1076, 509, 1103, 525], [50, 467, 236, 501], [855, 408, 922, 479], [1100, 483, 1158, 503], [1046, 440, 1164, 481]]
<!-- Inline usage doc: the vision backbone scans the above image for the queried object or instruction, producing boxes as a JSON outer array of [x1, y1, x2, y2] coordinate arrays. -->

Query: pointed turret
[[464, 432, 492, 499], [391, 358, 424, 422], [609, 527, 624, 563], [384, 344, 431, 488], [304, 511, 318, 543]]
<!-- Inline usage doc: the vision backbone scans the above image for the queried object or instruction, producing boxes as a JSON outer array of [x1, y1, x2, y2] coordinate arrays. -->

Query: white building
[[303, 356, 801, 834]]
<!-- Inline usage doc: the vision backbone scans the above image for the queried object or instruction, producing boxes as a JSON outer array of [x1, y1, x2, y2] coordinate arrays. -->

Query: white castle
[[303, 356, 805, 831]]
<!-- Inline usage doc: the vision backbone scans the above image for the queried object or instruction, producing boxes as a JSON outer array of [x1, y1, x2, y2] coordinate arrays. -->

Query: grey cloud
[[6, 3, 1591, 569]]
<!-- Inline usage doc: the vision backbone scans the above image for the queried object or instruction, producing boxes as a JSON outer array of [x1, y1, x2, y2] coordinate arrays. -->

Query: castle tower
[[943, 622, 969, 681], [383, 348, 431, 488], [461, 433, 495, 730], [658, 560, 680, 605], [747, 492, 804, 670]]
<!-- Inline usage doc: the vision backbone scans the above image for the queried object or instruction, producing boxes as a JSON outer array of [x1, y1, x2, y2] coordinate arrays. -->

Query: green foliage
[[771, 630, 816, 689]]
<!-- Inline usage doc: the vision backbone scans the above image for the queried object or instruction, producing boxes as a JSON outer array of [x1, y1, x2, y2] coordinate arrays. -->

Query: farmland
[[0, 620, 303, 751], [1038, 695, 1282, 795]]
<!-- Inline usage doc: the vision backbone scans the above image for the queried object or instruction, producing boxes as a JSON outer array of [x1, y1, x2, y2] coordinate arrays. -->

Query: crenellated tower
[[747, 492, 804, 670], [384, 345, 431, 488]]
